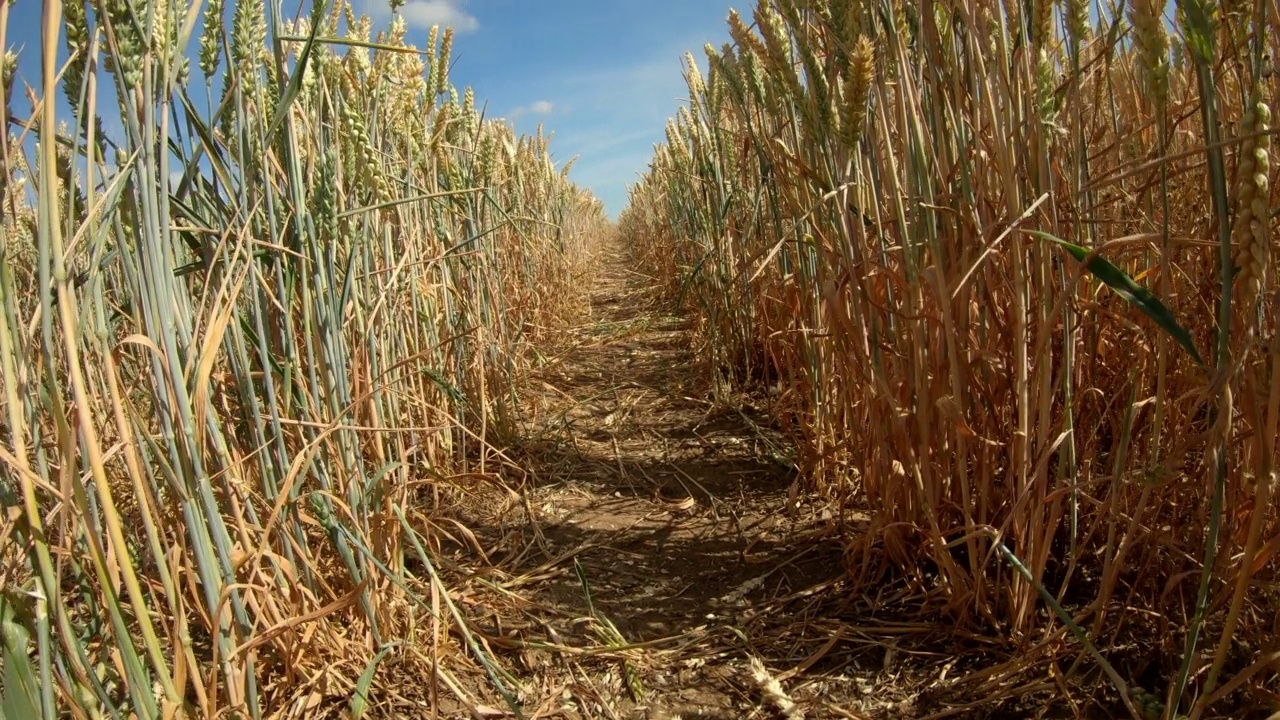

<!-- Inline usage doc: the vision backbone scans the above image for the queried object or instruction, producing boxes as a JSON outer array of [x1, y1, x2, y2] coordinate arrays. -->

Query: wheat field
[[2, 0, 1278, 718], [620, 0, 1277, 717], [1, 0, 606, 716]]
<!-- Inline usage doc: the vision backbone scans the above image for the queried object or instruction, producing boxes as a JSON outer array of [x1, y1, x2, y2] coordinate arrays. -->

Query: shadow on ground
[[435, 244, 861, 718], [432, 243, 1129, 720]]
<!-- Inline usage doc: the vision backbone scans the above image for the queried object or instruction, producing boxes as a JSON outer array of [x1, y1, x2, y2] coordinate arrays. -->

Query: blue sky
[[351, 0, 738, 218], [4, 0, 737, 219]]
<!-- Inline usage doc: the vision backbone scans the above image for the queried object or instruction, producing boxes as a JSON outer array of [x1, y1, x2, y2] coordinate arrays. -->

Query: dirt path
[[440, 242, 936, 719]]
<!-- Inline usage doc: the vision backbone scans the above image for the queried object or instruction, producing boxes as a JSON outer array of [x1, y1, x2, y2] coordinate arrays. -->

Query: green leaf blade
[[1028, 230, 1206, 368]]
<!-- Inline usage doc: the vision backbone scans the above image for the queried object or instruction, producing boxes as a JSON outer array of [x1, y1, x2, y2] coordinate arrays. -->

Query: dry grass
[[620, 1, 1280, 717]]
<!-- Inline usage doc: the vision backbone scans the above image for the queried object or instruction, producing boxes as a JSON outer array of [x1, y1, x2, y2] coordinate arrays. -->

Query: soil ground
[[427, 242, 1135, 720]]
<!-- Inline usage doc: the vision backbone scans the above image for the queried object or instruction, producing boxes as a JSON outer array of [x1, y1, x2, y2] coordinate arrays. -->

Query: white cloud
[[398, 0, 479, 31], [540, 39, 718, 218], [510, 100, 555, 119]]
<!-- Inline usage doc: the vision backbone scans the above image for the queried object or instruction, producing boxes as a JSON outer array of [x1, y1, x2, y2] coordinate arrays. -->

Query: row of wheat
[[0, 0, 606, 717], [620, 0, 1277, 716]]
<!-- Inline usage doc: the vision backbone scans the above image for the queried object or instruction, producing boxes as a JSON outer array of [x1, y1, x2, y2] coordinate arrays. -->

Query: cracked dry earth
[[441, 242, 881, 720]]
